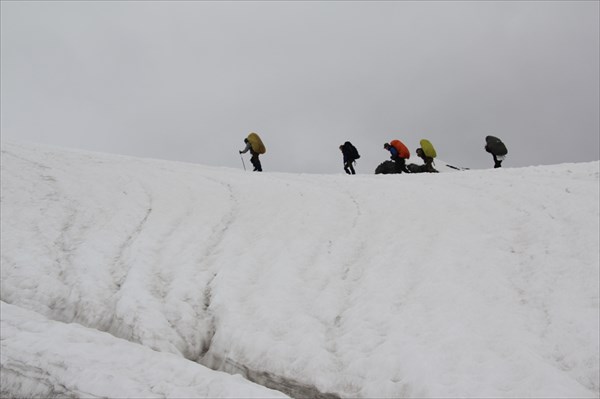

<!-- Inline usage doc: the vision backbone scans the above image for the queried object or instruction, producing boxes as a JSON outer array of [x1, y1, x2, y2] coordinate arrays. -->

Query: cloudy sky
[[1, 1, 598, 173]]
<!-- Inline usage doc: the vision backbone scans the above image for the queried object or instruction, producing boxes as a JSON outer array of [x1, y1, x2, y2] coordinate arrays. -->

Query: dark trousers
[[251, 152, 262, 172], [344, 161, 355, 175], [423, 160, 438, 173], [492, 155, 502, 168], [393, 157, 409, 173]]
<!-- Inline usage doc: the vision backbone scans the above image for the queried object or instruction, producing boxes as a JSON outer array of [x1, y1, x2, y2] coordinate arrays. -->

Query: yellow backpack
[[420, 139, 437, 159], [247, 132, 266, 154]]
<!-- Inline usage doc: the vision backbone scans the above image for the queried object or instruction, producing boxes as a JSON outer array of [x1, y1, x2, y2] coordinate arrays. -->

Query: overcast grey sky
[[2, 1, 598, 173]]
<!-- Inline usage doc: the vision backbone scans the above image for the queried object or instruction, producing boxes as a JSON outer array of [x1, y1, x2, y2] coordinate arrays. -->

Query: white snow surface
[[1, 141, 598, 398]]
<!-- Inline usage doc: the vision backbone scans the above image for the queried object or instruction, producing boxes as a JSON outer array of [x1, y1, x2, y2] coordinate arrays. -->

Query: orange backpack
[[390, 139, 410, 159]]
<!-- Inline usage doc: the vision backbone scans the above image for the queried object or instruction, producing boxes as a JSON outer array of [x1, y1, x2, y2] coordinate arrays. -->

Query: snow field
[[1, 141, 598, 398]]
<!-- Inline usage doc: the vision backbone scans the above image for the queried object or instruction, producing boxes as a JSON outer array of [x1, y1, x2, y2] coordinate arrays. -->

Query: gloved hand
[[239, 151, 242, 154]]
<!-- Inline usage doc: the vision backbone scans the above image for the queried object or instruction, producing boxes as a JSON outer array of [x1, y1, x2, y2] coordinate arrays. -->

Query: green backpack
[[420, 139, 437, 158]]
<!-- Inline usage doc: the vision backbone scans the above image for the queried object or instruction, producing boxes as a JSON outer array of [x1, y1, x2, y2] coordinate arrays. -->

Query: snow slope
[[1, 141, 598, 398]]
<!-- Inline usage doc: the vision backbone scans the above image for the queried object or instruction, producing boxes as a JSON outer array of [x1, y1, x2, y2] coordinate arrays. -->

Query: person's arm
[[240, 142, 252, 154]]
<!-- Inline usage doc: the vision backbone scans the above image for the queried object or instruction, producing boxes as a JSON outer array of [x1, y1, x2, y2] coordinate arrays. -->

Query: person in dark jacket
[[240, 138, 262, 171], [339, 142, 358, 174], [484, 136, 508, 169], [383, 143, 409, 173], [485, 147, 504, 168]]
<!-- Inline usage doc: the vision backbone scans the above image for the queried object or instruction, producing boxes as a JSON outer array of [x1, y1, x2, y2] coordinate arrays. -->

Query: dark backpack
[[485, 136, 508, 156], [344, 141, 360, 160]]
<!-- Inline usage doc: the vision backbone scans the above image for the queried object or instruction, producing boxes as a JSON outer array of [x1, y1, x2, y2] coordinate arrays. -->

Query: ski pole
[[240, 153, 246, 171]]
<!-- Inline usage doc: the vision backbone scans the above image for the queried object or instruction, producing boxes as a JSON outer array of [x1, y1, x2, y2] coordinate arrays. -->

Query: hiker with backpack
[[484, 135, 508, 168], [339, 141, 360, 175], [415, 139, 438, 173], [413, 148, 438, 173], [240, 132, 266, 172], [383, 140, 410, 173]]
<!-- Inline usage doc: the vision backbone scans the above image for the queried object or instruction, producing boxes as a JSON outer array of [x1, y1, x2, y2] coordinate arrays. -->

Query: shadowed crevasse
[[203, 353, 341, 399]]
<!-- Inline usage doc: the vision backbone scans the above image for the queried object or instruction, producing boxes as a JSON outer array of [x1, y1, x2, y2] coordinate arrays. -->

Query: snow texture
[[1, 141, 598, 398]]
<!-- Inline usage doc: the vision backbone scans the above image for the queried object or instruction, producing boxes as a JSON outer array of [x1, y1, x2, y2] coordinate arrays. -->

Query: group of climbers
[[373, 139, 437, 175], [239, 132, 508, 174], [362, 136, 506, 175]]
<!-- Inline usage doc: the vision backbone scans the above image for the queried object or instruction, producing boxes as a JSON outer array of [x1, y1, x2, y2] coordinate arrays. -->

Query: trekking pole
[[439, 159, 469, 171], [240, 153, 246, 171]]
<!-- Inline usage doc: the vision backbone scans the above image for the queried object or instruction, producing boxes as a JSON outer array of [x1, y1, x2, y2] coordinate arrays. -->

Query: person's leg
[[392, 156, 402, 173], [398, 158, 409, 173], [426, 159, 437, 173], [493, 155, 502, 168], [253, 154, 262, 171]]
